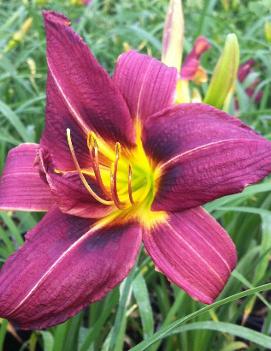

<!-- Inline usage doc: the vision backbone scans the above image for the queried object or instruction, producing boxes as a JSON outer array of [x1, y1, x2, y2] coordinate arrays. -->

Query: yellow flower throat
[[56, 123, 167, 228]]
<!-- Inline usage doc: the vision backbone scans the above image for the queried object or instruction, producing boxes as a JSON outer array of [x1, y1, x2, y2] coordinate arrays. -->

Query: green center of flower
[[64, 125, 166, 227]]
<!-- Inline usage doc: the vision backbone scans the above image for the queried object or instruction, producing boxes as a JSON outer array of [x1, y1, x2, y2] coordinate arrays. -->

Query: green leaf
[[79, 289, 119, 351], [40, 331, 54, 351], [232, 271, 271, 309], [52, 320, 69, 351], [257, 213, 271, 282], [0, 100, 32, 142], [171, 322, 271, 349], [205, 182, 271, 213], [129, 283, 271, 351], [0, 212, 23, 246], [132, 271, 154, 339], [0, 320, 8, 351], [106, 264, 137, 351]]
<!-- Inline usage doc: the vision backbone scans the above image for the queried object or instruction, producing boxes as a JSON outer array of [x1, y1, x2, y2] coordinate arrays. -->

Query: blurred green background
[[0, 0, 271, 350]]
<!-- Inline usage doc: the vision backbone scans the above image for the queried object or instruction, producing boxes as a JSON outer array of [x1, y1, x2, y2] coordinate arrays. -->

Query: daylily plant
[[0, 11, 271, 330], [180, 35, 211, 84], [161, 0, 211, 104], [161, 0, 240, 110]]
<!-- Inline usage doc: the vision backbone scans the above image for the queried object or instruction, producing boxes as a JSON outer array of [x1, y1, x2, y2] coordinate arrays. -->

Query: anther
[[128, 165, 135, 205], [66, 129, 113, 206], [110, 142, 126, 209]]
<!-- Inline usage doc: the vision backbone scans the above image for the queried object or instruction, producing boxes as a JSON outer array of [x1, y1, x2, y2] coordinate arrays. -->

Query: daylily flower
[[180, 36, 211, 84], [162, 0, 241, 109], [171, 35, 211, 104], [238, 59, 263, 104], [1, 11, 271, 330], [161, 0, 210, 103], [176, 36, 210, 104]]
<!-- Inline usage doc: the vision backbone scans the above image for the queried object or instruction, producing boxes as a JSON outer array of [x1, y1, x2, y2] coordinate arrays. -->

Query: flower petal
[[142, 103, 271, 212], [38, 148, 112, 218], [43, 11, 135, 148], [0, 144, 53, 212], [0, 208, 141, 329], [41, 73, 91, 170], [238, 59, 255, 82], [113, 50, 178, 121], [143, 207, 237, 304], [143, 103, 267, 162]]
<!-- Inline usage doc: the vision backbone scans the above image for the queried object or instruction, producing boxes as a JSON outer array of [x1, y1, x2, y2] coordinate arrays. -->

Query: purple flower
[[238, 59, 263, 103], [0, 11, 271, 330], [181, 36, 211, 83]]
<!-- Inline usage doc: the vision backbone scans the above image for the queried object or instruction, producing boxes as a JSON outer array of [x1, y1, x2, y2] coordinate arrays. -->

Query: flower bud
[[204, 33, 239, 110], [162, 0, 184, 70]]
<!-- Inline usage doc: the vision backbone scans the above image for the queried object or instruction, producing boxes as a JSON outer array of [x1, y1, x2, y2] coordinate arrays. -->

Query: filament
[[110, 142, 126, 209], [66, 128, 113, 206]]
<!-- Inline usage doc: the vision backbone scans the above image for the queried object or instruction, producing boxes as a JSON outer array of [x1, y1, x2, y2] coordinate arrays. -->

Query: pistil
[[110, 142, 126, 209]]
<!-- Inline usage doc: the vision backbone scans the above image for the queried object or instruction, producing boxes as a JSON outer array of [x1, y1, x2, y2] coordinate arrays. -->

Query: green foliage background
[[0, 0, 271, 350]]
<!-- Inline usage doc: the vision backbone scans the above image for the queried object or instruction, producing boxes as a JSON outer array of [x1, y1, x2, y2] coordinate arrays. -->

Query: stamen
[[66, 128, 113, 206], [89, 137, 111, 198], [110, 142, 126, 209], [128, 164, 135, 205]]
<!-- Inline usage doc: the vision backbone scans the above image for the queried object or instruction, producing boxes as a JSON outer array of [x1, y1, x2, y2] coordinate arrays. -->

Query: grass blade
[[132, 271, 154, 339], [130, 283, 271, 351]]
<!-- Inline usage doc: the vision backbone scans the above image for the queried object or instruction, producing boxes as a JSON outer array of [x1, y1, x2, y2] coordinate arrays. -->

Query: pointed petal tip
[[194, 36, 211, 56], [0, 210, 142, 330], [43, 10, 135, 147], [144, 103, 271, 212], [42, 10, 71, 27], [143, 208, 237, 305]]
